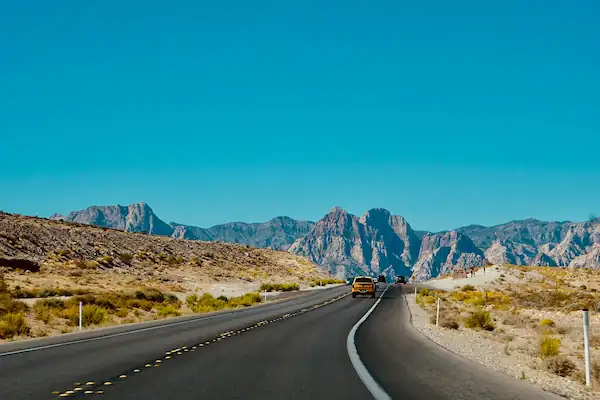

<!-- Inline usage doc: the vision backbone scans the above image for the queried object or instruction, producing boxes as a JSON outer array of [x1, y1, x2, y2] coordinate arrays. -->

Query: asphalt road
[[0, 284, 559, 400]]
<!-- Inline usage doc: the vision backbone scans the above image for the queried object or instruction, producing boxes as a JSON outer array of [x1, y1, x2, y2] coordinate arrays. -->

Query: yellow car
[[351, 276, 376, 298]]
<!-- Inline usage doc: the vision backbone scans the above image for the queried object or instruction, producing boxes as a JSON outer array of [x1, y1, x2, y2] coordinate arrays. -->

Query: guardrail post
[[436, 297, 441, 328], [583, 309, 591, 387]]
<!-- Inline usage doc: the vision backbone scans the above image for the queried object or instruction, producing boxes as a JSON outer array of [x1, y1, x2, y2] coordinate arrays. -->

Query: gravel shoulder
[[405, 292, 599, 399]]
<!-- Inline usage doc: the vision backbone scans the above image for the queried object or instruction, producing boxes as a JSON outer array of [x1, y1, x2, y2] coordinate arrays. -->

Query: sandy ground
[[425, 265, 519, 291]]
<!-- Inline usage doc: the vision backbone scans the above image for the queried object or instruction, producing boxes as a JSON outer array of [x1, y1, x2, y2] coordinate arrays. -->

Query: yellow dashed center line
[[49, 295, 347, 398]]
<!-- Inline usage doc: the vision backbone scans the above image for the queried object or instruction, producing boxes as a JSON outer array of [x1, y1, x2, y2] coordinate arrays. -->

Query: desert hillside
[[0, 212, 336, 341]]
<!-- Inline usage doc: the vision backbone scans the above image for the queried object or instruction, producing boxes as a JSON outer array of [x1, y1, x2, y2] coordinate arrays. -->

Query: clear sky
[[1, 1, 598, 232]]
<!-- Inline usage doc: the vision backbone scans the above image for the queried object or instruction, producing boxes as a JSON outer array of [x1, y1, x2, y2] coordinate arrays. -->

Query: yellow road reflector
[[177, 352, 182, 355], [65, 391, 75, 394], [52, 391, 60, 395], [134, 369, 141, 373], [103, 382, 112, 386], [86, 382, 95, 385], [155, 360, 162, 363], [84, 390, 93, 394], [73, 383, 81, 386], [59, 394, 70, 397], [95, 390, 104, 394], [154, 364, 161, 367], [145, 364, 152, 367], [119, 375, 127, 379], [74, 388, 83, 391], [165, 356, 172, 359]]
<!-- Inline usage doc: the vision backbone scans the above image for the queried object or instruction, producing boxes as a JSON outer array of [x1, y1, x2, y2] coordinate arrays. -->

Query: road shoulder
[[405, 291, 593, 400]]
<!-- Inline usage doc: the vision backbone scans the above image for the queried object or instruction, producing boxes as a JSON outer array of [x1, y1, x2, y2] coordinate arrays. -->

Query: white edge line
[[346, 284, 392, 400], [0, 287, 347, 358], [0, 312, 233, 357]]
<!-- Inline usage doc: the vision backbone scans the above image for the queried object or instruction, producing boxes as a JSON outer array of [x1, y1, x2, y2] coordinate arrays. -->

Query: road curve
[[0, 284, 559, 399]]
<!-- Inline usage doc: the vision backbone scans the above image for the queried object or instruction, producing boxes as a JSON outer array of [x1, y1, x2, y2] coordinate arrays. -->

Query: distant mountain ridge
[[51, 204, 313, 251], [51, 203, 600, 280]]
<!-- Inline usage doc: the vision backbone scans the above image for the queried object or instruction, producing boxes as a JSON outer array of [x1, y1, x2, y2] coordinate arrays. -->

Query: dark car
[[396, 276, 407, 284], [377, 275, 386, 283]]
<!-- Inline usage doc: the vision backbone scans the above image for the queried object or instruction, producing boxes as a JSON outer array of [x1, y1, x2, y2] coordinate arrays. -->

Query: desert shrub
[[441, 319, 460, 329], [33, 298, 65, 323], [96, 256, 114, 265], [461, 284, 476, 292], [0, 293, 28, 317], [259, 283, 300, 292], [115, 308, 129, 318], [539, 335, 561, 359], [156, 304, 181, 318], [187, 293, 228, 313], [419, 288, 430, 296], [464, 310, 495, 331], [544, 355, 577, 377], [0, 312, 29, 338], [117, 252, 134, 265], [228, 292, 261, 307], [187, 292, 262, 312], [135, 288, 165, 303], [63, 304, 107, 327], [539, 318, 555, 327]]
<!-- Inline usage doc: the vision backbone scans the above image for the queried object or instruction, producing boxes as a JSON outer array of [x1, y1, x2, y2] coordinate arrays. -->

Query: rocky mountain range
[[49, 203, 600, 280], [51, 203, 313, 251]]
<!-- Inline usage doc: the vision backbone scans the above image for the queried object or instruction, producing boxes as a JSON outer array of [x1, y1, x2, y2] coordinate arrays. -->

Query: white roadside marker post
[[414, 287, 417, 296], [583, 309, 591, 387], [79, 301, 83, 331], [436, 297, 441, 328], [263, 289, 267, 303]]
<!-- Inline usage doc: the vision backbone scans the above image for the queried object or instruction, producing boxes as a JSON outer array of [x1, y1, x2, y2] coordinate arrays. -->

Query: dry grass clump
[[544, 355, 577, 377], [259, 283, 300, 292], [0, 312, 29, 338], [186, 292, 262, 313], [539, 335, 561, 359], [464, 310, 495, 331]]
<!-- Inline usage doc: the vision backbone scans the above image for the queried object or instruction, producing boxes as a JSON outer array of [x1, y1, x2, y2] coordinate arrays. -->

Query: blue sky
[[1, 1, 598, 232]]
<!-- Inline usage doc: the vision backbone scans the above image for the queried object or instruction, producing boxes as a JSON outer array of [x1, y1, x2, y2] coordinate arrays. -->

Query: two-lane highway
[[0, 284, 559, 399]]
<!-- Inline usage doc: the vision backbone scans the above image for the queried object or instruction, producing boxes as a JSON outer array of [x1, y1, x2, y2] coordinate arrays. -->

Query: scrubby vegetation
[[309, 278, 345, 287], [539, 335, 561, 359], [0, 274, 29, 338], [464, 310, 495, 331], [186, 292, 262, 313], [259, 283, 300, 292], [413, 264, 600, 393]]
